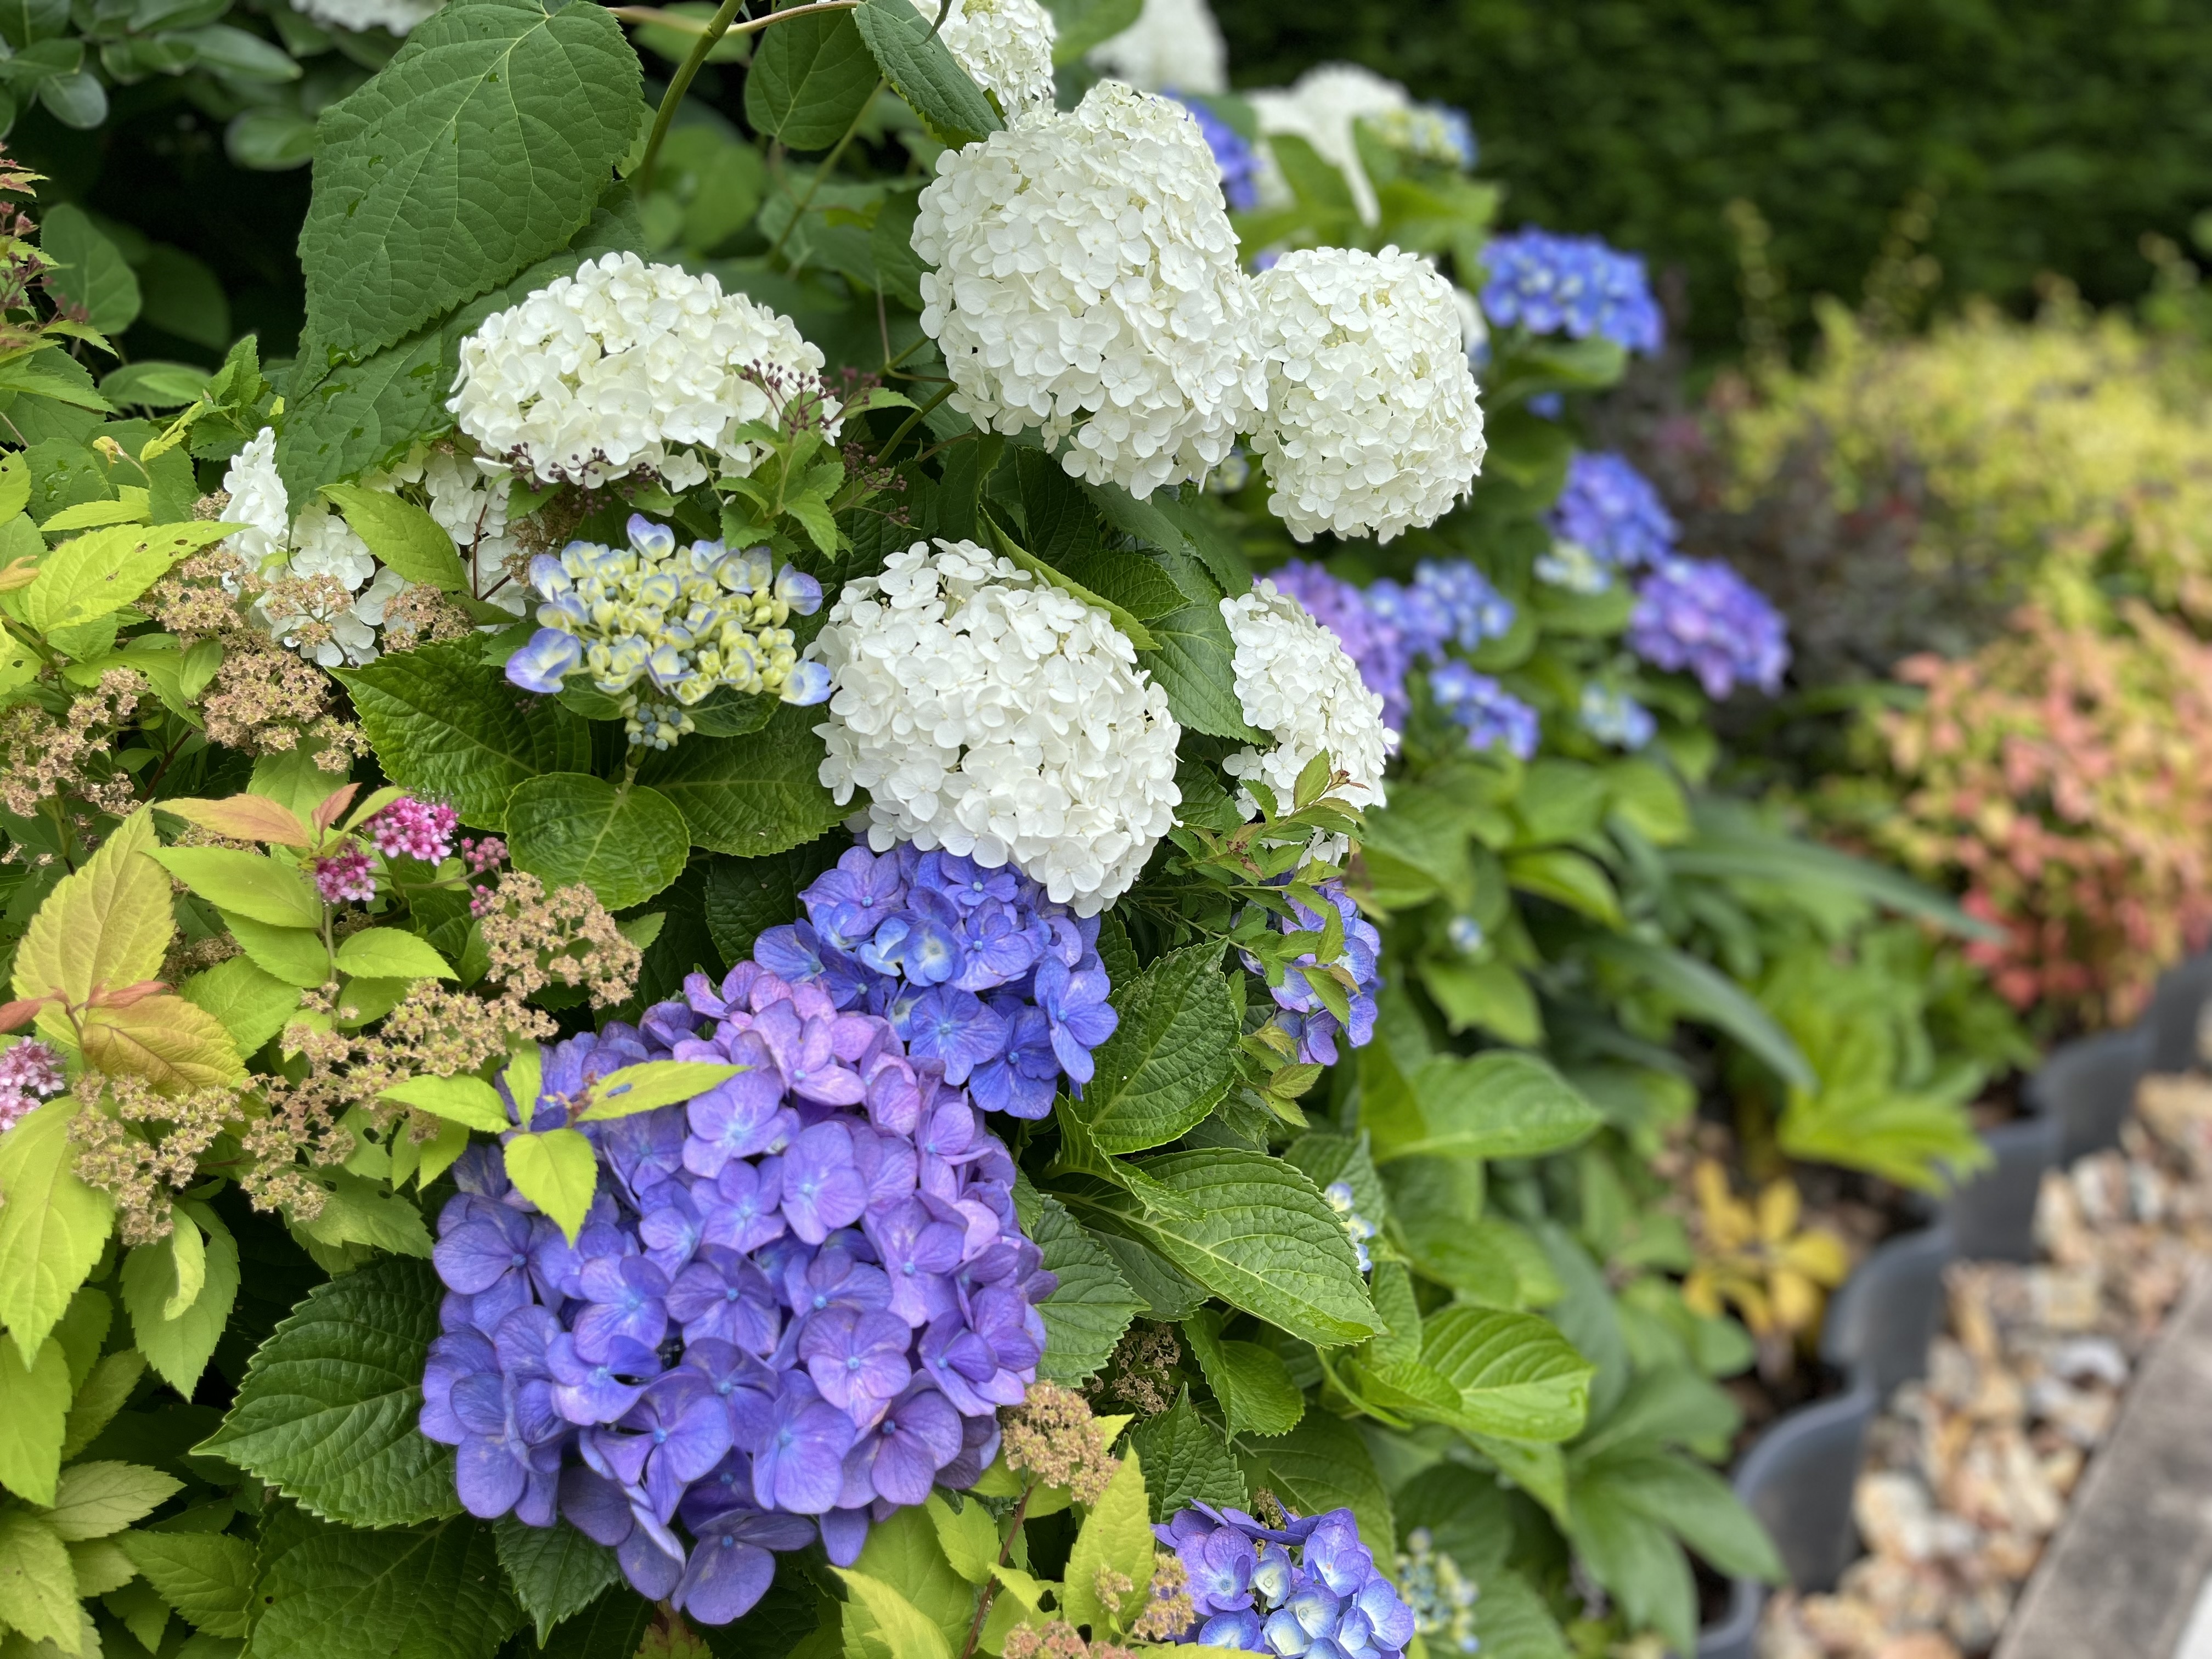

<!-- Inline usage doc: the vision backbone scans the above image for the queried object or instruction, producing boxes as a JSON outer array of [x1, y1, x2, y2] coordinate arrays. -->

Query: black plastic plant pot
[[1943, 1114, 2062, 1262], [1819, 1222, 1955, 1396], [2026, 1027, 2151, 1164], [2145, 950, 2212, 1074], [1730, 1378, 1880, 1594], [1693, 1576, 1767, 1658]]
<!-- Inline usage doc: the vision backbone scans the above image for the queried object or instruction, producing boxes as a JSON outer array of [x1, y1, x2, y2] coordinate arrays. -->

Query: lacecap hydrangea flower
[[1397, 1528, 1481, 1655], [1244, 876, 1380, 1068], [1480, 228, 1663, 355], [506, 515, 828, 748], [1086, 0, 1227, 94], [1221, 580, 1395, 850], [911, 81, 1266, 499], [1157, 1501, 1417, 1657], [753, 838, 1119, 1120], [1323, 1180, 1378, 1273], [812, 540, 1181, 916], [1628, 556, 1790, 699], [1577, 683, 1655, 751], [1250, 246, 1486, 543], [451, 253, 840, 493], [1549, 450, 1677, 571], [421, 967, 1052, 1622], [1429, 661, 1538, 760], [911, 0, 1056, 112], [222, 427, 408, 667]]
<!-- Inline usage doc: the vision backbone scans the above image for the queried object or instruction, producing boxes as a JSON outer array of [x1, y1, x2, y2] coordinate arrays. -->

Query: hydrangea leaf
[[0, 1099, 117, 1368], [1586, 1448, 1781, 1582], [1180, 1308, 1304, 1438], [503, 1128, 597, 1243], [1465, 1566, 1570, 1659], [504, 773, 691, 911], [854, 0, 1000, 149], [1135, 602, 1264, 742], [1418, 1305, 1594, 1443], [1364, 1050, 1602, 1164], [340, 641, 591, 832], [1060, 1448, 1153, 1639], [529, 1583, 655, 1659], [1043, 0, 1137, 63], [323, 483, 472, 594], [1562, 1474, 1696, 1655], [0, 1508, 80, 1649], [1025, 1193, 1141, 1383], [41, 1460, 184, 1541], [196, 1256, 460, 1528], [0, 1336, 71, 1505], [300, 0, 641, 358], [250, 1503, 523, 1659], [743, 8, 879, 150], [1064, 1152, 1377, 1347], [575, 1060, 745, 1122], [492, 1515, 619, 1645], [117, 1529, 257, 1637], [1072, 941, 1238, 1155], [1239, 1413, 1393, 1561], [120, 1202, 240, 1398], [637, 705, 848, 859], [1126, 1391, 1245, 1521]]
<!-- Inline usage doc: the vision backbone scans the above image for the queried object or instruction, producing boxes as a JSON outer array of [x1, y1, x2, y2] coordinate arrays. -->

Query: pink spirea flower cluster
[[313, 847, 376, 904], [366, 796, 460, 863], [0, 1039, 65, 1133]]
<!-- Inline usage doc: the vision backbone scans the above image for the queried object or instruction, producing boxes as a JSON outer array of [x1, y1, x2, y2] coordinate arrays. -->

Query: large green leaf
[[1565, 1476, 1696, 1654], [40, 204, 140, 335], [854, 0, 998, 146], [1466, 1567, 1570, 1659], [493, 1516, 619, 1645], [1418, 1305, 1593, 1442], [1073, 941, 1238, 1155], [179, 953, 303, 1057], [701, 836, 844, 964], [1025, 1192, 1141, 1383], [1364, 1049, 1602, 1164], [1126, 1392, 1245, 1520], [119, 1530, 257, 1637], [743, 8, 879, 150], [300, 0, 641, 357], [534, 1585, 656, 1659], [0, 1098, 116, 1367], [1136, 602, 1262, 742], [505, 772, 690, 910], [1181, 1308, 1304, 1438], [340, 641, 590, 832], [1062, 1152, 1377, 1347], [252, 1504, 524, 1659], [0, 1336, 70, 1505], [121, 1204, 239, 1398], [1240, 1414, 1393, 1559], [1584, 1448, 1782, 1582], [637, 704, 847, 857], [197, 1256, 459, 1528]]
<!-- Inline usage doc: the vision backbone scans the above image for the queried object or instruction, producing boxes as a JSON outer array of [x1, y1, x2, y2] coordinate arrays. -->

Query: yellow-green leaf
[[41, 1460, 183, 1541], [80, 994, 245, 1091], [322, 482, 472, 592], [148, 846, 321, 929], [0, 1508, 83, 1651], [0, 1337, 71, 1505], [833, 1569, 953, 1659], [1062, 1447, 1153, 1639], [503, 1129, 597, 1242], [221, 912, 331, 989], [20, 520, 236, 633], [164, 1204, 206, 1321], [924, 1492, 997, 1584], [381, 1074, 510, 1133], [576, 1060, 746, 1121], [0, 1101, 116, 1368], [332, 928, 455, 982], [15, 805, 170, 1013]]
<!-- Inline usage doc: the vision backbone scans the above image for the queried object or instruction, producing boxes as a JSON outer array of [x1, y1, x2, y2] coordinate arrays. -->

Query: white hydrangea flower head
[[1248, 64, 1412, 225], [911, 80, 1266, 499], [812, 538, 1183, 914], [219, 426, 410, 667], [1220, 578, 1395, 856], [1086, 0, 1227, 94], [290, 0, 441, 33], [379, 443, 529, 614], [911, 0, 1057, 113], [1250, 246, 1486, 544], [449, 253, 840, 493]]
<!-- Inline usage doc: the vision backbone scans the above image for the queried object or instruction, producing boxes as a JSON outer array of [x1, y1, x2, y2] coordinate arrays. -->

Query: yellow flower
[[1681, 1160, 1851, 1341]]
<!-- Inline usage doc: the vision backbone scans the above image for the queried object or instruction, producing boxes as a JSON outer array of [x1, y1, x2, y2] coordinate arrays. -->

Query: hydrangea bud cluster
[[365, 796, 459, 864], [451, 254, 842, 493], [1085, 0, 1229, 95], [1429, 662, 1539, 761], [1322, 1180, 1378, 1273], [1169, 94, 1262, 211], [505, 515, 828, 748], [421, 968, 1053, 1625], [912, 81, 1265, 499], [0, 1038, 64, 1134], [911, 0, 1056, 112], [1479, 229, 1663, 355], [1395, 1528, 1481, 1655], [1221, 581, 1396, 854], [1578, 684, 1655, 751], [812, 540, 1182, 915], [222, 428, 408, 668], [1250, 247, 1487, 543], [1627, 556, 1791, 699], [1549, 450, 1678, 572], [1156, 1502, 1417, 1657], [1244, 877, 1380, 1067], [752, 839, 1119, 1120]]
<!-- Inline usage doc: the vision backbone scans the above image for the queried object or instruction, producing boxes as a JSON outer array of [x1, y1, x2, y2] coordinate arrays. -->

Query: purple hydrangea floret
[[1428, 661, 1539, 761], [1480, 228, 1663, 355], [1627, 556, 1790, 699], [1274, 558, 1514, 730], [1242, 877, 1383, 1068], [422, 966, 1055, 1624], [1549, 451, 1678, 570], [1155, 1502, 1418, 1658]]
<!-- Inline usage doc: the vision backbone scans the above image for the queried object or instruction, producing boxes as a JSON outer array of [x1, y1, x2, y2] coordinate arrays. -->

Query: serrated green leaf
[[60, 1350, 146, 1462], [492, 1515, 619, 1645], [1365, 1051, 1602, 1164], [379, 1074, 509, 1132], [504, 1129, 597, 1243], [1181, 1309, 1304, 1438], [744, 8, 878, 149], [636, 704, 845, 857], [79, 1535, 143, 1600], [1587, 1448, 1782, 1582], [1126, 1391, 1244, 1520], [1137, 602, 1262, 742], [701, 836, 845, 964], [148, 846, 322, 929], [1240, 1414, 1393, 1561], [1028, 1193, 1141, 1383], [836, 1569, 953, 1659], [251, 1504, 523, 1659], [0, 1508, 81, 1650], [504, 773, 691, 910], [1466, 1567, 1569, 1659], [196, 1256, 458, 1528], [40, 203, 140, 335], [121, 1204, 239, 1398], [843, 1504, 973, 1659], [340, 641, 591, 832], [21, 520, 234, 633], [1418, 1305, 1593, 1442], [1074, 943, 1238, 1155], [0, 1099, 116, 1368], [1060, 1448, 1153, 1639], [323, 483, 472, 592], [332, 928, 457, 983], [178, 954, 302, 1057], [531, 1583, 654, 1659], [923, 1492, 996, 1584], [41, 1460, 184, 1541], [296, 1170, 435, 1259], [219, 912, 331, 990], [577, 1060, 745, 1122], [854, 0, 998, 146], [300, 0, 641, 357], [119, 1528, 256, 1637], [0, 1336, 70, 1506]]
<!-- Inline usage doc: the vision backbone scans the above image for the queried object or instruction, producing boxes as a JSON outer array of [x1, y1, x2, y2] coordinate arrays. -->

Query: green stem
[[957, 1481, 1034, 1659], [765, 80, 886, 264], [872, 382, 955, 465]]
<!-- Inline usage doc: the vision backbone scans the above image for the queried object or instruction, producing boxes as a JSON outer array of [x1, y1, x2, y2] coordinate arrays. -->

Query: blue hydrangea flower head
[[1627, 556, 1791, 698], [1550, 451, 1677, 569], [1155, 1502, 1418, 1657], [1412, 560, 1515, 651], [1428, 661, 1539, 760], [1577, 684, 1656, 751], [1480, 229, 1663, 354]]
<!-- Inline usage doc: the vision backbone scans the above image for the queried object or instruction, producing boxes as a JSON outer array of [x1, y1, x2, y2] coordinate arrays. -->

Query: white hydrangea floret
[[1250, 246, 1486, 544], [290, 0, 441, 34], [812, 539, 1182, 914], [379, 444, 528, 614], [912, 80, 1266, 499], [449, 253, 840, 493], [1248, 64, 1412, 226], [1221, 579, 1395, 855], [221, 428, 407, 667], [912, 0, 1057, 113], [1085, 0, 1227, 93]]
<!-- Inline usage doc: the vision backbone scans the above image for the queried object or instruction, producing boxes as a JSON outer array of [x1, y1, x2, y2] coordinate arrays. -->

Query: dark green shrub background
[[1214, 0, 2212, 352]]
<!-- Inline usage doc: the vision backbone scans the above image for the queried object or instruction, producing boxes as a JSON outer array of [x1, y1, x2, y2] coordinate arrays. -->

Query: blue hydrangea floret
[[1158, 1500, 1419, 1657], [1480, 228, 1663, 355]]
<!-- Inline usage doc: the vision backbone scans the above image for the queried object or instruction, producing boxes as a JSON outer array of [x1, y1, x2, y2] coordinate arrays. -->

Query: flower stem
[[873, 383, 956, 466], [958, 1481, 1034, 1659], [765, 80, 887, 264]]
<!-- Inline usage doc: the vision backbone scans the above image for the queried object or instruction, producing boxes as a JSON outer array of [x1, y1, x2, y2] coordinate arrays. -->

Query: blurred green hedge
[[1212, 0, 2212, 353]]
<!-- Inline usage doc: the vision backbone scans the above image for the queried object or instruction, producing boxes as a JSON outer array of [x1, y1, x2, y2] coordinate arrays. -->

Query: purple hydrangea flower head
[[1151, 1503, 1418, 1657], [1550, 451, 1677, 570], [1242, 878, 1383, 1068], [1627, 556, 1791, 698], [1480, 228, 1663, 355], [1428, 662, 1540, 761]]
